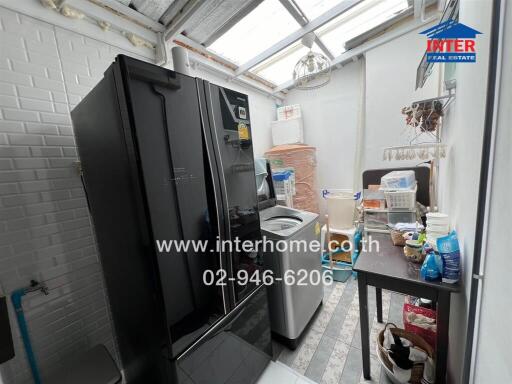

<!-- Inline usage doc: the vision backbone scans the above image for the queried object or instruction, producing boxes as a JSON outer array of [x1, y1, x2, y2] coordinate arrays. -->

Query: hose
[[11, 289, 42, 384]]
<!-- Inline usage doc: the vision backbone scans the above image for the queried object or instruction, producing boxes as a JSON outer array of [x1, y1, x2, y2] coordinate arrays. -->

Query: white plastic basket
[[384, 185, 417, 210]]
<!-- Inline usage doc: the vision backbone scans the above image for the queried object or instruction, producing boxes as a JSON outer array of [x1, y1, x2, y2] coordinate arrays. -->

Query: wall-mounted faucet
[[21, 280, 49, 296]]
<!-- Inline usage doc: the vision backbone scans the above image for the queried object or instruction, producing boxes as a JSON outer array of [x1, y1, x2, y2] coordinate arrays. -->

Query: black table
[[353, 233, 459, 384]]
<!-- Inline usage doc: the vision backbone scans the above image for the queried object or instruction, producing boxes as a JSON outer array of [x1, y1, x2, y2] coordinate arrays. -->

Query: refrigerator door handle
[[127, 65, 180, 90], [197, 81, 229, 315], [204, 83, 236, 305]]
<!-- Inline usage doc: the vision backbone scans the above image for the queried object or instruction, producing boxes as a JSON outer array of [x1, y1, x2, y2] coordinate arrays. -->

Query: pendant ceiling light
[[293, 33, 331, 90]]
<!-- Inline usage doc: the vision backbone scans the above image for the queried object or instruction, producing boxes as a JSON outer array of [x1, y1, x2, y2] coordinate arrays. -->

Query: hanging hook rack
[[411, 89, 456, 113], [399, 91, 456, 146]]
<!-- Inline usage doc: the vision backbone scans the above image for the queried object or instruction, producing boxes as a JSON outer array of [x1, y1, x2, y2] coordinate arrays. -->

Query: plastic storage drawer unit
[[388, 210, 416, 225]]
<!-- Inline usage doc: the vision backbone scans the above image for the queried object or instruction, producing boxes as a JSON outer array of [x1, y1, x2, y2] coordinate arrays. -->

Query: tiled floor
[[257, 361, 318, 384], [272, 278, 405, 384]]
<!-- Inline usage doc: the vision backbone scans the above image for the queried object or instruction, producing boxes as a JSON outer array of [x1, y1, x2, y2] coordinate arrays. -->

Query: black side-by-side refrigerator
[[71, 55, 272, 384]]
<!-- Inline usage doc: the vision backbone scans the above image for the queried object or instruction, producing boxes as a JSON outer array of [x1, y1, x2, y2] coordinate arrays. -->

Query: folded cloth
[[422, 357, 436, 384], [406, 312, 436, 326], [409, 347, 428, 362], [391, 222, 424, 232], [388, 354, 412, 383], [383, 329, 412, 349]]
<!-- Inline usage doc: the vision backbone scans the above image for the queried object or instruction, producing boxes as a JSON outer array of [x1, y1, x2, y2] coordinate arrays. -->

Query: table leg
[[435, 292, 451, 384], [376, 287, 383, 323], [358, 273, 371, 379]]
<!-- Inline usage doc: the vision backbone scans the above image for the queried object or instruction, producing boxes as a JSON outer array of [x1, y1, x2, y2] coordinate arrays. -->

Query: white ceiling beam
[[163, 0, 205, 41], [278, 0, 308, 25], [89, 0, 165, 32], [278, 0, 334, 60], [344, 0, 436, 49], [187, 53, 285, 101], [414, 0, 423, 18], [173, 35, 285, 100], [202, 0, 264, 47], [234, 0, 363, 76], [174, 34, 238, 71], [273, 15, 438, 94], [314, 38, 335, 61], [160, 0, 193, 25]]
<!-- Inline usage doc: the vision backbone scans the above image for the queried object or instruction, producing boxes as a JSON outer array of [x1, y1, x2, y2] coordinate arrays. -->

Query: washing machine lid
[[260, 204, 319, 238], [261, 216, 302, 232]]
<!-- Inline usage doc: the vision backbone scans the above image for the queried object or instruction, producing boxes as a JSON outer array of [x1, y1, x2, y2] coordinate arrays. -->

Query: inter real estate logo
[[420, 20, 482, 63]]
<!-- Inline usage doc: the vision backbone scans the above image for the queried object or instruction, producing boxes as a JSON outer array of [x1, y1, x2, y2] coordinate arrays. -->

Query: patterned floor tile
[[291, 327, 324, 374], [320, 339, 351, 384], [359, 356, 381, 384], [276, 283, 402, 384]]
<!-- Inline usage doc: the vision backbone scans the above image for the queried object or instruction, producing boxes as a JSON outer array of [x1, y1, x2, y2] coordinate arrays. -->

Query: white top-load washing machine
[[256, 160, 323, 349]]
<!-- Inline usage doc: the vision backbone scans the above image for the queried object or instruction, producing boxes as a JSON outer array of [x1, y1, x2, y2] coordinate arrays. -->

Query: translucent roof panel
[[252, 42, 321, 85], [208, 0, 301, 65], [293, 0, 346, 20], [316, 0, 409, 56]]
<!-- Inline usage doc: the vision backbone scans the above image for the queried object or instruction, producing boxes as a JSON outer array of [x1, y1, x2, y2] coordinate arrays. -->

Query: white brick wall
[[0, 6, 154, 383]]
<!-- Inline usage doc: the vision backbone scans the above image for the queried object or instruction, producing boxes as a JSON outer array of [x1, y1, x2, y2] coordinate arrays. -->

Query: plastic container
[[404, 240, 424, 263], [380, 170, 416, 190], [321, 230, 361, 282], [325, 190, 355, 230], [384, 185, 417, 210], [364, 210, 388, 231], [388, 210, 416, 225], [363, 188, 386, 209], [321, 254, 352, 282], [271, 117, 303, 146], [272, 171, 293, 207], [277, 104, 301, 120], [426, 212, 449, 223], [425, 212, 449, 251], [427, 229, 448, 237], [426, 223, 449, 232]]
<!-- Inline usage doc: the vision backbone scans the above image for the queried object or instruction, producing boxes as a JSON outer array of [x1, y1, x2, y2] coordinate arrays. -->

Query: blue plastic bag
[[420, 251, 442, 281], [437, 231, 460, 284]]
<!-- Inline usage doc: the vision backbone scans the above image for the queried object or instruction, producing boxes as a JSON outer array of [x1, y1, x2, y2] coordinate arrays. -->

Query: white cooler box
[[271, 117, 304, 146]]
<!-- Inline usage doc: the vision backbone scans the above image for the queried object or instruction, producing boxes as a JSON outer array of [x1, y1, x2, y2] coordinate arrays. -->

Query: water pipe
[[11, 280, 49, 384]]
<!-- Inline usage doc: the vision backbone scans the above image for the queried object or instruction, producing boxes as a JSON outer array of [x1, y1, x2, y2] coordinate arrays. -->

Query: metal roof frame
[[201, 0, 265, 47], [277, 0, 335, 60], [273, 13, 437, 93], [232, 0, 363, 76], [90, 0, 437, 94]]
